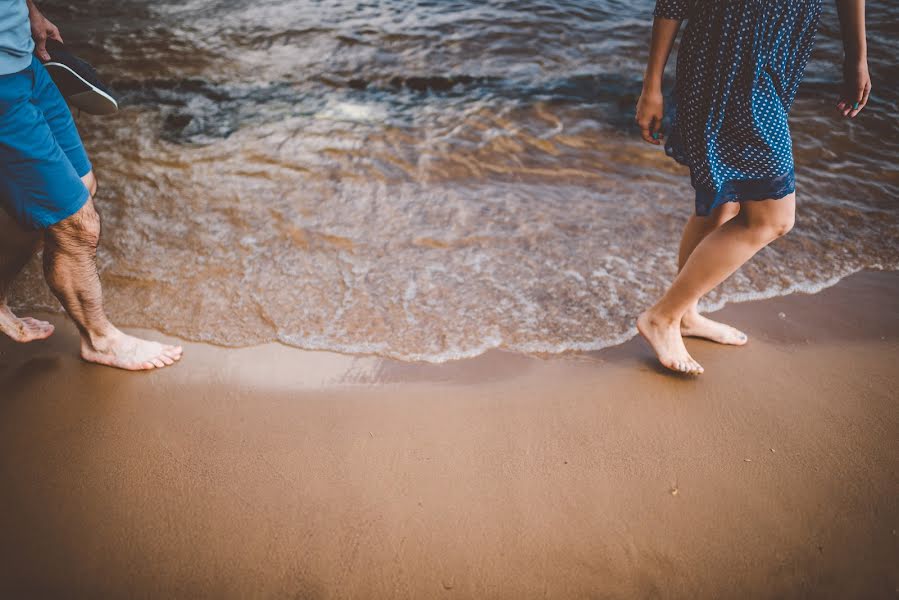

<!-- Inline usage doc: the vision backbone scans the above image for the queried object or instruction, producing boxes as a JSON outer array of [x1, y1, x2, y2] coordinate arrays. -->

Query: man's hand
[[636, 90, 664, 145], [27, 0, 63, 62]]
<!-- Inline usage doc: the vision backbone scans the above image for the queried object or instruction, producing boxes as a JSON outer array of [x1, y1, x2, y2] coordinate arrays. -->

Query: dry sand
[[1, 270, 897, 599]]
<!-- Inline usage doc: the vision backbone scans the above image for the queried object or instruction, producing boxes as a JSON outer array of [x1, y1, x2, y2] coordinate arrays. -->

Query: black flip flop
[[42, 38, 118, 115]]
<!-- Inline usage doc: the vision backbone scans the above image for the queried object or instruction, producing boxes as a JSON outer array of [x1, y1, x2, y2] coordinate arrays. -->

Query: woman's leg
[[676, 203, 741, 269], [637, 193, 796, 374], [676, 203, 749, 345]]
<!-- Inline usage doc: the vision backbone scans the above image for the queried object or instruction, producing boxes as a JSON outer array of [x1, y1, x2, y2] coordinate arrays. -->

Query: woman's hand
[[837, 58, 871, 118], [636, 89, 664, 145], [27, 0, 63, 62], [637, 17, 681, 145]]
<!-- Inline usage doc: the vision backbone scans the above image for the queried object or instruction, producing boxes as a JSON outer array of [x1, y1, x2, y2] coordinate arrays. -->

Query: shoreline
[[10, 265, 890, 365], [1, 269, 897, 598]]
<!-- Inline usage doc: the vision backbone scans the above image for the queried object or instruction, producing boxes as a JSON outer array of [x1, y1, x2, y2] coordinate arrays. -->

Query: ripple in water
[[12, 0, 899, 361]]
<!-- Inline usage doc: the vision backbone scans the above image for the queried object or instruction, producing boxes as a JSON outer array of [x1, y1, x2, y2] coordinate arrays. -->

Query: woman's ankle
[[641, 305, 682, 327], [682, 305, 702, 320]]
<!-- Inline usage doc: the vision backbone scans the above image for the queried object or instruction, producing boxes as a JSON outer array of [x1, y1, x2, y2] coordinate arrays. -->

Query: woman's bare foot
[[81, 329, 183, 371], [681, 310, 748, 346], [0, 304, 55, 342], [637, 310, 704, 375]]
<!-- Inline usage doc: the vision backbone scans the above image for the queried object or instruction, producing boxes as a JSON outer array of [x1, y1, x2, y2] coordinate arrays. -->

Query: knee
[[771, 215, 795, 238], [48, 199, 101, 250], [742, 194, 796, 243], [748, 213, 794, 243], [74, 201, 101, 248], [81, 171, 98, 198]]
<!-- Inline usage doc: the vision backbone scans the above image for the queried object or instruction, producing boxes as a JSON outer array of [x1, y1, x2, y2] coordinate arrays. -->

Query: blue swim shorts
[[0, 55, 92, 230]]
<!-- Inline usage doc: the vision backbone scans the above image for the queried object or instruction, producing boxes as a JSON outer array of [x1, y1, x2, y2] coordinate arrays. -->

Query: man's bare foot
[[81, 329, 183, 371], [0, 304, 55, 342], [681, 310, 748, 346], [637, 310, 704, 375]]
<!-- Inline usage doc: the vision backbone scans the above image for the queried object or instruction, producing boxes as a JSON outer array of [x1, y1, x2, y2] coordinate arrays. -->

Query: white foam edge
[[275, 266, 880, 364]]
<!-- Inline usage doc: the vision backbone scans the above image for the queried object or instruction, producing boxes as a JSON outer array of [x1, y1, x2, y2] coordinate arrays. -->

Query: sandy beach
[[1, 0, 896, 597], [0, 269, 896, 598]]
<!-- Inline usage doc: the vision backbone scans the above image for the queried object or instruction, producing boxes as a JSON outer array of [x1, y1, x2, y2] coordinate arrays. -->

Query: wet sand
[[21, 1, 899, 359], [1, 270, 897, 598]]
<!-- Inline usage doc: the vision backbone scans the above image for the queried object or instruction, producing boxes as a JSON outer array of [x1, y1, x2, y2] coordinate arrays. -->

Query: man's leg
[[43, 186, 182, 370], [675, 203, 749, 346], [0, 211, 55, 342], [1, 57, 180, 369]]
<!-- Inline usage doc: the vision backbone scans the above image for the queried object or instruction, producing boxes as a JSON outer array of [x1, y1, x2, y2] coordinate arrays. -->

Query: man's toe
[[164, 346, 183, 359]]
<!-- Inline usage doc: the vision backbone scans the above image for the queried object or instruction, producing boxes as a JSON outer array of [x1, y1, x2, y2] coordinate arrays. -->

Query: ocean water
[[12, 0, 899, 361]]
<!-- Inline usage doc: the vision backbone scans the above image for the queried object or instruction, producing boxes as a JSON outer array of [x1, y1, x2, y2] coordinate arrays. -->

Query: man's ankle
[[83, 326, 121, 351]]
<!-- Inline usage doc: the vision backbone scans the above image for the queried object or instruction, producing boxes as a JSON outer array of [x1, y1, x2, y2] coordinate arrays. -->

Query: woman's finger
[[641, 123, 660, 145], [849, 83, 871, 118], [840, 95, 853, 117], [850, 85, 865, 116], [650, 117, 663, 143], [636, 110, 662, 145]]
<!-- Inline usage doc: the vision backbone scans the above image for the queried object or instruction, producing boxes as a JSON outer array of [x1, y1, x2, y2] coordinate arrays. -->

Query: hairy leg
[[43, 188, 182, 370], [676, 203, 748, 346], [0, 211, 55, 342], [638, 194, 796, 374], [0, 151, 100, 340]]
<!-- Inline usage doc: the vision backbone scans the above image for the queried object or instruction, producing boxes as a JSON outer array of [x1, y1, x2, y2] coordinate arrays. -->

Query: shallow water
[[13, 0, 899, 361]]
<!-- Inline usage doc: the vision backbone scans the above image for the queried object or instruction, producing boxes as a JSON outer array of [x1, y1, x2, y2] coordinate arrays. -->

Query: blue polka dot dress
[[653, 0, 822, 216]]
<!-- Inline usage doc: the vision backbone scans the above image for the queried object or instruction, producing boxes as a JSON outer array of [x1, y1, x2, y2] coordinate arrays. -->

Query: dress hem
[[663, 133, 796, 216], [693, 169, 796, 217]]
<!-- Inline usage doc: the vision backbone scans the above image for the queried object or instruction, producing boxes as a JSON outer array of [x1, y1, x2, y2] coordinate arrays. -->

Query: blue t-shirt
[[0, 0, 34, 75]]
